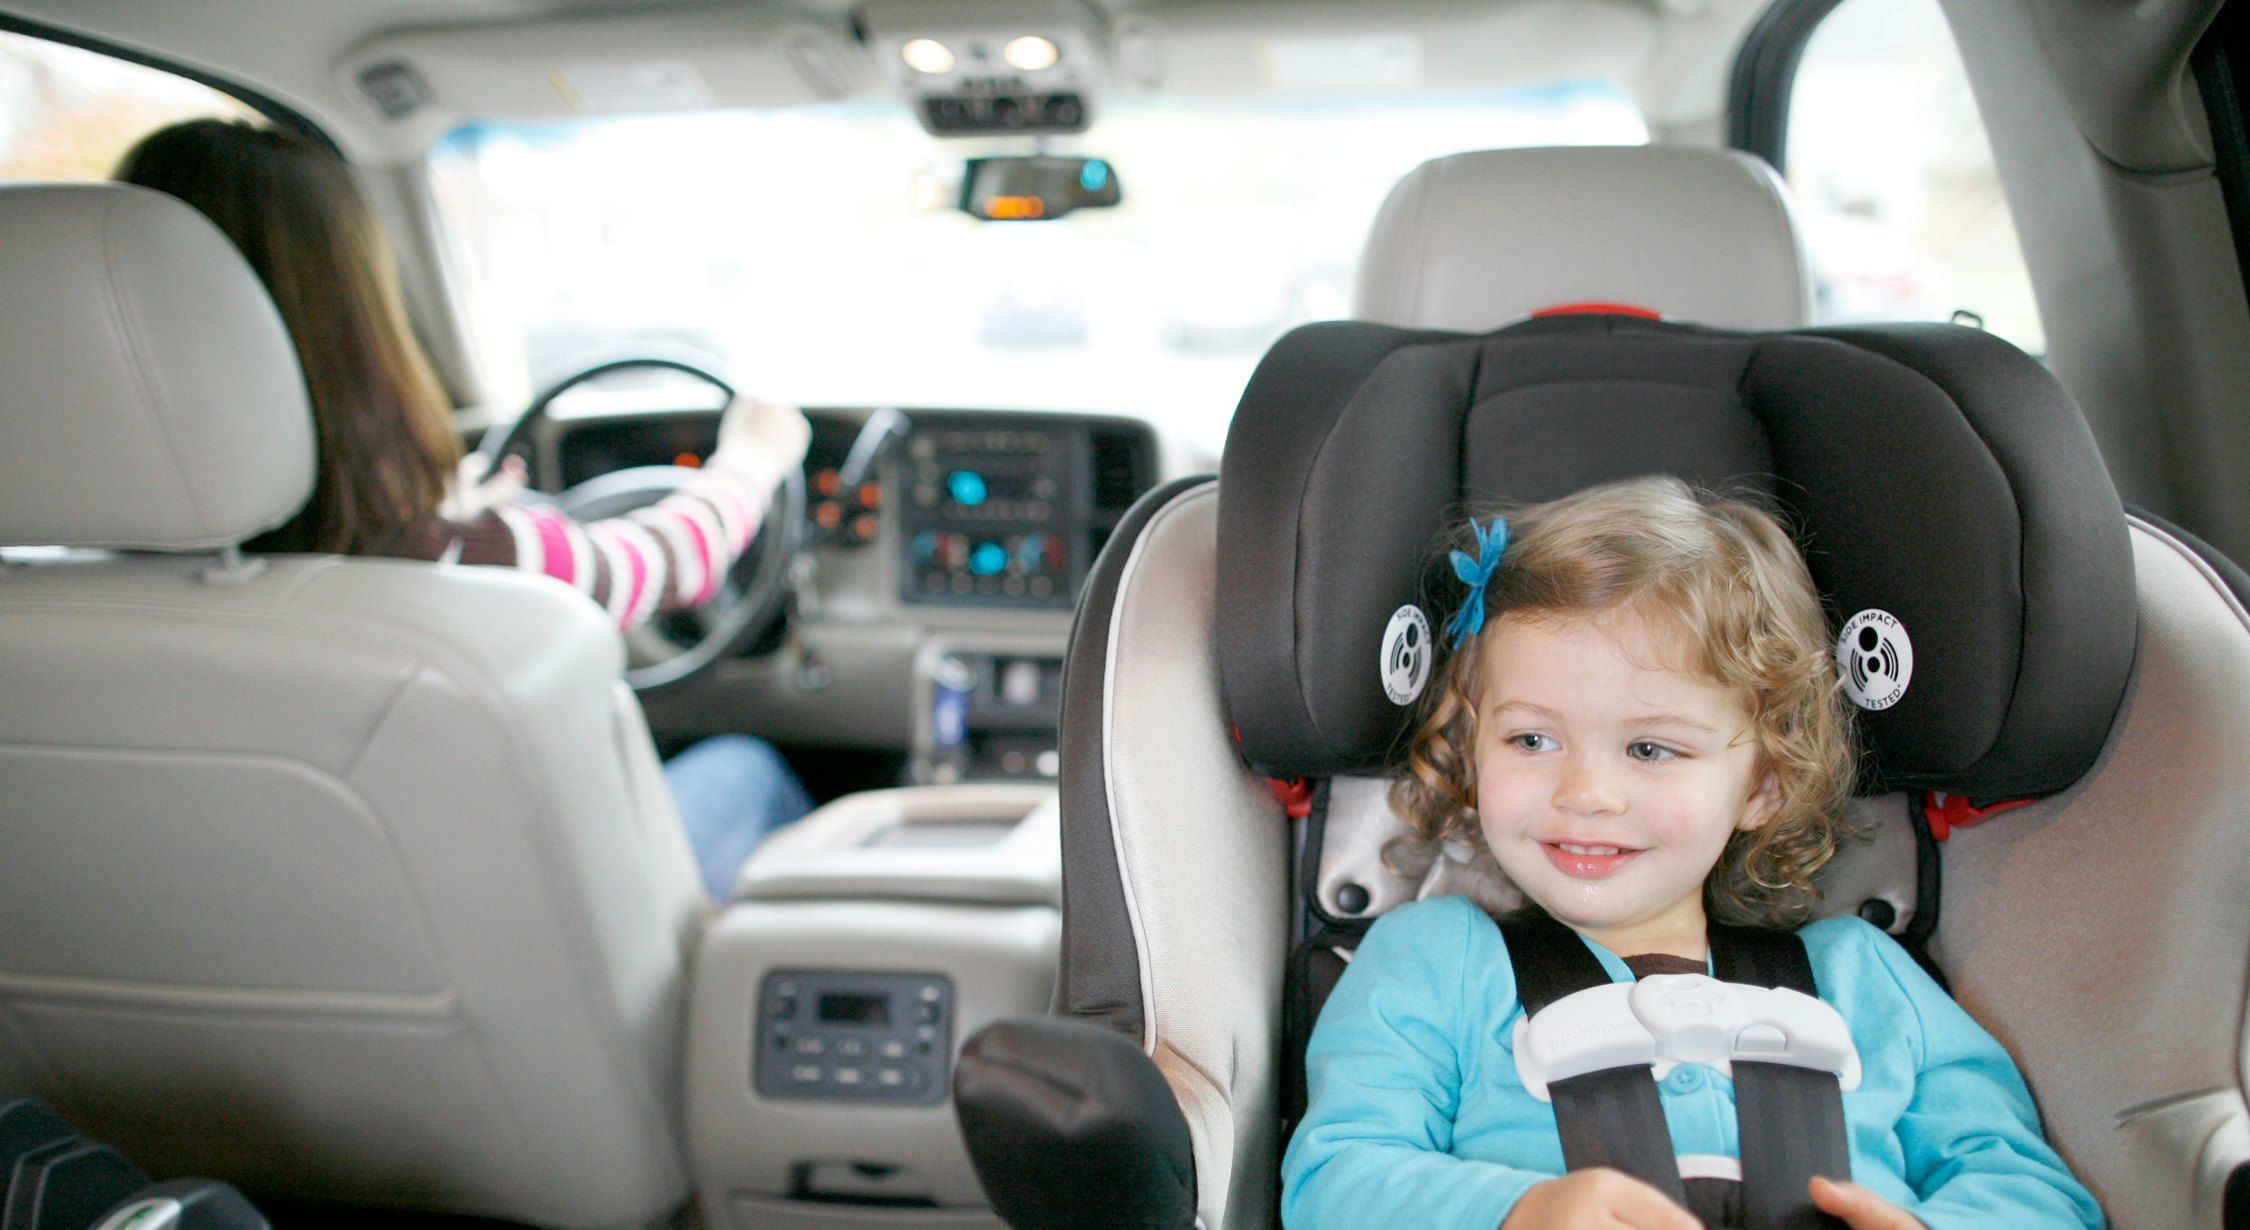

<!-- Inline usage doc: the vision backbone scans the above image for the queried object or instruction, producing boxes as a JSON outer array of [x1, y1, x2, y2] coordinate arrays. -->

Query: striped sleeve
[[376, 462, 773, 631]]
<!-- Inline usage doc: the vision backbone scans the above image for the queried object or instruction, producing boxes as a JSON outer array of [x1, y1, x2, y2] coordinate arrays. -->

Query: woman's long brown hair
[[116, 119, 462, 553]]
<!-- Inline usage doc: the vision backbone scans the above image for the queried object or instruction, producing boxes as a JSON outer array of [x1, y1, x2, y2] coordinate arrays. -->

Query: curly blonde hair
[[1389, 476, 1859, 929]]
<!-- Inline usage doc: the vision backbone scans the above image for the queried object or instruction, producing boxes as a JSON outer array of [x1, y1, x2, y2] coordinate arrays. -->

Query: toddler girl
[[1280, 476, 2100, 1230]]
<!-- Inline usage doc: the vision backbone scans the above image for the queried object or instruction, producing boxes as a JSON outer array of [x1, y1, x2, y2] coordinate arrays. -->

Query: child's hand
[[1809, 1176, 1929, 1230], [1500, 1168, 1701, 1229]]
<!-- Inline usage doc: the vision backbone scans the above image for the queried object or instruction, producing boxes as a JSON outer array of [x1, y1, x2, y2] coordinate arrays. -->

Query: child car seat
[[953, 147, 2250, 1230]]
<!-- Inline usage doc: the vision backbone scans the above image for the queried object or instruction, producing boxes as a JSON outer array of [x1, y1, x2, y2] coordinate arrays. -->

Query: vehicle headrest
[[1353, 146, 1814, 332], [1217, 314, 2136, 801], [0, 184, 314, 551]]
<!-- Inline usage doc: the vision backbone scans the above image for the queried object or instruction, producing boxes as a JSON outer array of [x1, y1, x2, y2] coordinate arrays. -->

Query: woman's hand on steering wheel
[[479, 349, 811, 694], [707, 393, 812, 496], [440, 452, 529, 520]]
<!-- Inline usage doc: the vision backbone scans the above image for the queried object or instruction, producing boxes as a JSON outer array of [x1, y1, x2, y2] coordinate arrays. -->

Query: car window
[[1784, 0, 2044, 354], [425, 84, 1648, 456], [0, 29, 257, 182]]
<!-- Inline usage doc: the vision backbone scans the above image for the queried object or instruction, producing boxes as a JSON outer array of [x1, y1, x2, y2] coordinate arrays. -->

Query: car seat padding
[[1218, 314, 2135, 801]]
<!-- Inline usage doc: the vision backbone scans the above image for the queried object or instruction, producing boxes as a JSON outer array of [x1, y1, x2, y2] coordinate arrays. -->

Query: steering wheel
[[471, 351, 807, 694]]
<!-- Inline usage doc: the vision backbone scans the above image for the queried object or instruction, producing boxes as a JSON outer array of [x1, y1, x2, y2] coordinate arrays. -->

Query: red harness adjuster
[[1231, 722, 1316, 820], [1264, 776, 1316, 820], [1921, 791, 2034, 841]]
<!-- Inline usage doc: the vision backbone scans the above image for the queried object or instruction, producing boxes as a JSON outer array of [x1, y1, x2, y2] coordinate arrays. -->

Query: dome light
[[1003, 35, 1060, 71], [902, 39, 956, 74]]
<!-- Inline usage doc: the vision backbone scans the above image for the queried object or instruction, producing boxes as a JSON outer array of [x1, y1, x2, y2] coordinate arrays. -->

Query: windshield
[[427, 83, 1647, 456]]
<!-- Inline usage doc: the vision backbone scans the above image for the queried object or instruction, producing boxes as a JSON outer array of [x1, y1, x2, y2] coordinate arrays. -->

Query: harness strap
[[1712, 924, 1851, 1230], [1497, 911, 1689, 1206], [1499, 911, 1849, 1230]]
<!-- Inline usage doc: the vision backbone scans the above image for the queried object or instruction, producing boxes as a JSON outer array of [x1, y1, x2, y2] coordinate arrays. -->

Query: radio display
[[943, 466, 1047, 508], [817, 992, 890, 1026]]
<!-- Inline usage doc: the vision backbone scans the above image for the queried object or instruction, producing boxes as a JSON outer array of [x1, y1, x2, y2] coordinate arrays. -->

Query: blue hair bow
[[1444, 517, 1510, 647]]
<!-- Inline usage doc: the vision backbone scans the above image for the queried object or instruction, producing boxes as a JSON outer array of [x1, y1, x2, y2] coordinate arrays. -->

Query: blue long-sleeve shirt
[[1281, 895, 2102, 1229]]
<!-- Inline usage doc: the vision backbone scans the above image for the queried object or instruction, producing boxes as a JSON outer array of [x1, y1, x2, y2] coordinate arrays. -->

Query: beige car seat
[[0, 183, 711, 1229]]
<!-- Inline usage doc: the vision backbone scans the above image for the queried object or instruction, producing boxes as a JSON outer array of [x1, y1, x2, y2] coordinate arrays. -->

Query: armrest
[[735, 784, 1059, 907], [953, 1017, 1196, 1230]]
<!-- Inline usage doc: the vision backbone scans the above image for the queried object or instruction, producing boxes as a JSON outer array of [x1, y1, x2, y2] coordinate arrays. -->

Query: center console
[[686, 785, 1060, 1229]]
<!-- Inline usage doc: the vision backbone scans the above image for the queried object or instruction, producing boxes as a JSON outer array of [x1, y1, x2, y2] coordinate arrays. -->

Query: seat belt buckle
[[1513, 974, 1862, 1102]]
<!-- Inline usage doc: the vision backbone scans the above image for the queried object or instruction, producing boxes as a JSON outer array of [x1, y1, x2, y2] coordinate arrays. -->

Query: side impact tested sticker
[[1836, 609, 1913, 711], [1381, 604, 1433, 705]]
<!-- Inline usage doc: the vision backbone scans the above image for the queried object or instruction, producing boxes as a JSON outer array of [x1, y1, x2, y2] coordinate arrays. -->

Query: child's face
[[1473, 607, 1779, 957]]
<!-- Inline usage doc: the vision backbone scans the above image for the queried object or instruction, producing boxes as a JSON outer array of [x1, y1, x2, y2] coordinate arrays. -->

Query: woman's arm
[[393, 395, 810, 630]]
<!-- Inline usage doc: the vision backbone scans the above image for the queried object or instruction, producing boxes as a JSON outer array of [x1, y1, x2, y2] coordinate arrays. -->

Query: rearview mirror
[[959, 155, 1121, 221]]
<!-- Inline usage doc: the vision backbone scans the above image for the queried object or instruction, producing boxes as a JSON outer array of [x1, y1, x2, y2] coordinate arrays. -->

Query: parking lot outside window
[[0, 30, 255, 183], [1784, 0, 2045, 353]]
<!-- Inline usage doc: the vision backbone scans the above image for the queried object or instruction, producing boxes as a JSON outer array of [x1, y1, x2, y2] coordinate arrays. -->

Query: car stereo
[[752, 970, 953, 1105], [898, 411, 1155, 610]]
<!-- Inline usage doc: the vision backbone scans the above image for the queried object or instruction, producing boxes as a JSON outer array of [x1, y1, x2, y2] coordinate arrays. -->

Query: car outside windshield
[[426, 83, 1647, 457]]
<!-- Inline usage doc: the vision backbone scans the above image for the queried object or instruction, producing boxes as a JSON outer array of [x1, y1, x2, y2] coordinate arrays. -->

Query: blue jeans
[[662, 734, 815, 902]]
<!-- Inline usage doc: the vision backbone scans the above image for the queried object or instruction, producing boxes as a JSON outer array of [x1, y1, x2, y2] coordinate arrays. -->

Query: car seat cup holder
[[1512, 975, 1863, 1103]]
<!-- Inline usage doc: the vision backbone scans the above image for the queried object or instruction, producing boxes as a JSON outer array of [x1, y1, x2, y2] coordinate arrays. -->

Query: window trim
[[0, 11, 338, 155], [1726, 0, 1849, 174], [2192, 2, 2250, 306]]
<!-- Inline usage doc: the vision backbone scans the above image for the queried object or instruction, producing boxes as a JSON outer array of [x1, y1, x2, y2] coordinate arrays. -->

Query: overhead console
[[899, 411, 1156, 611], [858, 0, 1103, 135]]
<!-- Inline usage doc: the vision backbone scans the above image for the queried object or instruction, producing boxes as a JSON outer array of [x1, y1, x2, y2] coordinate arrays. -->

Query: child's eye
[[1510, 733, 1558, 752], [1627, 741, 1678, 763]]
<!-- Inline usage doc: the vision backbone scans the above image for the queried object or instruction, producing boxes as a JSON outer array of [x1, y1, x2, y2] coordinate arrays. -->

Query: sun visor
[[338, 8, 866, 142]]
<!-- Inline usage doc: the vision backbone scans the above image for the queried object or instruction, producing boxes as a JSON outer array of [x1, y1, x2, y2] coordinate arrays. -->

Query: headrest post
[[199, 545, 267, 587]]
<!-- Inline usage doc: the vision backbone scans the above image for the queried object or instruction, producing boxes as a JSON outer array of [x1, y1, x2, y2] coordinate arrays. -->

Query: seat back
[[0, 184, 707, 1229]]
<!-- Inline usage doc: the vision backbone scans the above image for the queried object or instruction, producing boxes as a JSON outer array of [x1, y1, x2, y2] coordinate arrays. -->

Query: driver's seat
[[0, 184, 707, 1228]]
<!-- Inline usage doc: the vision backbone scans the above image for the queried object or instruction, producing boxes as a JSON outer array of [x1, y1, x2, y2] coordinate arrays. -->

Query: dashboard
[[552, 407, 1158, 614], [539, 405, 1166, 786]]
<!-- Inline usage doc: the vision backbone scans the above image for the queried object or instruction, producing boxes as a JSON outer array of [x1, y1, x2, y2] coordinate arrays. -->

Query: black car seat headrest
[[1217, 313, 2136, 799]]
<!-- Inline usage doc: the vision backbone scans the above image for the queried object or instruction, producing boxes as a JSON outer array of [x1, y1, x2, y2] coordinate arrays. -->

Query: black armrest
[[953, 1016, 1197, 1230]]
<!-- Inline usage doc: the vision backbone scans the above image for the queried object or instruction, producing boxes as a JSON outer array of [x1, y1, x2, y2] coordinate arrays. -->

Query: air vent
[[1088, 426, 1150, 514]]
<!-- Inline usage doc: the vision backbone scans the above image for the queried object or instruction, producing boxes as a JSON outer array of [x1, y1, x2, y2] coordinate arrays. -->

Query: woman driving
[[117, 117, 815, 901]]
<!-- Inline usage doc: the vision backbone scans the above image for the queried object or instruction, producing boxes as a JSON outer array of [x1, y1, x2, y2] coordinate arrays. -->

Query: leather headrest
[[1217, 315, 2136, 801], [0, 184, 314, 551], [1353, 146, 1813, 332]]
